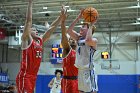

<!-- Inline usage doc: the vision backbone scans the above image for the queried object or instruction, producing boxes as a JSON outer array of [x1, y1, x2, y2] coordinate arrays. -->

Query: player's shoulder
[[64, 48, 72, 58], [51, 77, 56, 82], [92, 37, 98, 42]]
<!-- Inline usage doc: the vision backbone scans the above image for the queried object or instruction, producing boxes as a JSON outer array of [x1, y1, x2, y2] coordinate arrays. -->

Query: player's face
[[56, 72, 61, 78], [69, 38, 77, 48], [31, 28, 38, 37], [80, 24, 88, 37]]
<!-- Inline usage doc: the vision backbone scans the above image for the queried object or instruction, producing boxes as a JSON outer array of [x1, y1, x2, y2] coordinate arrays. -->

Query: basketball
[[82, 7, 99, 23]]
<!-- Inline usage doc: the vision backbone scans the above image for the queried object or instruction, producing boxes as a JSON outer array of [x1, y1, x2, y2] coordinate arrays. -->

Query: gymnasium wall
[[0, 36, 140, 93], [36, 61, 140, 93], [36, 75, 138, 93], [0, 61, 140, 93]]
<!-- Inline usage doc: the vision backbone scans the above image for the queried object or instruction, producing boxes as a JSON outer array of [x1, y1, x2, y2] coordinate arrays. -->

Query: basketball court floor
[[0, 0, 140, 93]]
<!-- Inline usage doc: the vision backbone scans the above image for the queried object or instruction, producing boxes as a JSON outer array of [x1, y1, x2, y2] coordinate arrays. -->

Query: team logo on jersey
[[36, 51, 42, 58], [55, 82, 61, 88]]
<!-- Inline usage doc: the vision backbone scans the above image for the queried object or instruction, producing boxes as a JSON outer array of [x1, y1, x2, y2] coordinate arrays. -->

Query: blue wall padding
[[136, 75, 140, 93], [36, 75, 54, 93], [98, 75, 137, 93], [36, 75, 137, 93]]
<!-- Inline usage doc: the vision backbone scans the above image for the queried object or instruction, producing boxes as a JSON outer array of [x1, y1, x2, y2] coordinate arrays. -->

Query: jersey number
[[55, 85, 58, 88], [36, 51, 42, 58]]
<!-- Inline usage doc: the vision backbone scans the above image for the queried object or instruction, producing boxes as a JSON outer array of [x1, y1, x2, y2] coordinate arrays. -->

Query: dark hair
[[55, 69, 63, 76], [82, 23, 96, 34]]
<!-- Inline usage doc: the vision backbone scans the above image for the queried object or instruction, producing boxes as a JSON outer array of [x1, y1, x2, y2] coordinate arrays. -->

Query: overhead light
[[37, 11, 59, 14], [65, 5, 78, 12], [137, 18, 140, 21], [127, 5, 140, 8], [131, 22, 140, 25], [67, 9, 77, 12], [43, 7, 48, 10], [36, 9, 78, 14], [20, 25, 24, 28], [8, 45, 14, 48], [75, 25, 82, 27], [126, 0, 140, 8], [65, 6, 69, 8], [123, 21, 140, 25]]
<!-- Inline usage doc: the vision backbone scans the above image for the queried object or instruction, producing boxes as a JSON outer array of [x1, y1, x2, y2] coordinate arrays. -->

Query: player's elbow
[[85, 38, 92, 42], [85, 39, 92, 45], [85, 38, 98, 47]]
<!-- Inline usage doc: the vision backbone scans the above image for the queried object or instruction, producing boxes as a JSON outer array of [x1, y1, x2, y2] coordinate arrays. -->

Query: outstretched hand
[[61, 5, 67, 22], [61, 5, 66, 15], [77, 9, 84, 19], [45, 21, 50, 28]]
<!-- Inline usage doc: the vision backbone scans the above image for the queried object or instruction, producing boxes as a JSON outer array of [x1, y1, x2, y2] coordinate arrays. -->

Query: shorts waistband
[[78, 43, 85, 46], [63, 76, 78, 80]]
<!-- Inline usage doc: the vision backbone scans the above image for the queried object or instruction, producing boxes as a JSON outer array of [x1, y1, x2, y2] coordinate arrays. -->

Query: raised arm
[[67, 9, 84, 41], [21, 0, 32, 41], [48, 78, 54, 88], [42, 7, 64, 43], [85, 24, 98, 49], [60, 6, 71, 58]]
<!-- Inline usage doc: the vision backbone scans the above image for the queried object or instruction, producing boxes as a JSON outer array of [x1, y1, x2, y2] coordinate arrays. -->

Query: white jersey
[[75, 39, 96, 69], [50, 77, 61, 93], [75, 39, 98, 92]]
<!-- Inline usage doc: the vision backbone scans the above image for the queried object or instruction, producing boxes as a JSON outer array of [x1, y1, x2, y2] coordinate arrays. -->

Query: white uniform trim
[[50, 77, 61, 93], [63, 48, 73, 59], [75, 39, 96, 69], [75, 38, 98, 92]]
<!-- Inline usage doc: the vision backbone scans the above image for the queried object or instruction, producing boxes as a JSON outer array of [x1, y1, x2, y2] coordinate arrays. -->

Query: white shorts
[[50, 89, 61, 93], [78, 68, 98, 92]]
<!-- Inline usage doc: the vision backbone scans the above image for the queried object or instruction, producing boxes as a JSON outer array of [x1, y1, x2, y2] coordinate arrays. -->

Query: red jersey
[[16, 38, 42, 93], [62, 49, 78, 76], [20, 37, 43, 76], [61, 49, 79, 93]]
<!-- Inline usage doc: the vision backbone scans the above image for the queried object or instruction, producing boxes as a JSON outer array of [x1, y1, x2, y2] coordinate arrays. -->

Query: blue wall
[[98, 75, 137, 93], [36, 75, 54, 93], [36, 75, 138, 93]]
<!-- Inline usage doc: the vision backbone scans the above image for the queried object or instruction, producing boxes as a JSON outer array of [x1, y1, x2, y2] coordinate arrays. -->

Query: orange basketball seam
[[82, 7, 98, 22]]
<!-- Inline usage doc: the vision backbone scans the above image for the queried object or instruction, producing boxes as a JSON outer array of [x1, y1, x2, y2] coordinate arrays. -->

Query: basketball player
[[67, 9, 98, 93], [16, 0, 64, 93], [60, 6, 79, 93], [48, 69, 63, 93]]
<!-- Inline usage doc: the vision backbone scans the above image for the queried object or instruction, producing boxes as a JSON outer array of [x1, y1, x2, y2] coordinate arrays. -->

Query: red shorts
[[61, 78, 79, 93], [16, 74, 36, 93]]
